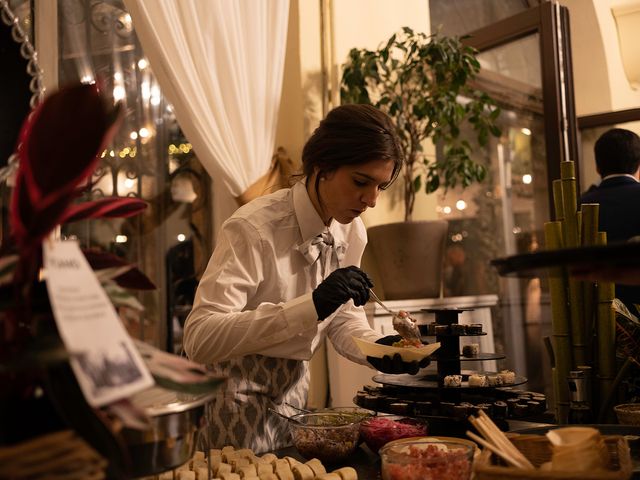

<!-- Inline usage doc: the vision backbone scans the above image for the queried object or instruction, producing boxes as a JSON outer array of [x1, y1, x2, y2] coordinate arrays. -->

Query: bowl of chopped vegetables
[[288, 411, 363, 463], [359, 415, 429, 453], [380, 440, 474, 480]]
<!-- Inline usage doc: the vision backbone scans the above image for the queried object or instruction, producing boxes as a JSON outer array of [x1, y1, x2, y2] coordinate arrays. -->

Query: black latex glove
[[312, 266, 374, 320], [367, 335, 431, 375]]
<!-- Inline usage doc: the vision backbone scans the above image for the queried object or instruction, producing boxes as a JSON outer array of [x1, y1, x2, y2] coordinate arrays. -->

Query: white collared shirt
[[601, 173, 640, 182], [183, 180, 381, 365]]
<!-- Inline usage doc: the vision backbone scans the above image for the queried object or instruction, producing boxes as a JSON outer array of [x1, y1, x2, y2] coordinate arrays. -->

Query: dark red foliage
[[83, 249, 156, 291], [61, 197, 147, 223], [10, 83, 123, 250]]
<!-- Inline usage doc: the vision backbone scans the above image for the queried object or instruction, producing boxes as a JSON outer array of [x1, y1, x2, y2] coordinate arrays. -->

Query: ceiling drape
[[123, 0, 290, 198]]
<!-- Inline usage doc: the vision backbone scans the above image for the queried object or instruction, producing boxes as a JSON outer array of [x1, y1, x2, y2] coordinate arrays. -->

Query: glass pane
[[57, 0, 212, 352], [430, 0, 542, 37], [434, 35, 550, 394], [477, 34, 542, 90]]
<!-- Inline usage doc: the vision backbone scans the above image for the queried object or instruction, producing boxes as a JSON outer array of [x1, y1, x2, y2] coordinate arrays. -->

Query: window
[[56, 0, 212, 352]]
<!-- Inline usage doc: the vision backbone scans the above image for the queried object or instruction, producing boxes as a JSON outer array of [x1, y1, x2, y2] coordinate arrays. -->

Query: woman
[[183, 104, 428, 453]]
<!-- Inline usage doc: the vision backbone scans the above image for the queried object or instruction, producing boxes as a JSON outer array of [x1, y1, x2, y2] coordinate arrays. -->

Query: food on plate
[[450, 323, 466, 335], [497, 369, 516, 384], [392, 338, 424, 348], [466, 323, 483, 335], [467, 373, 487, 387], [352, 337, 440, 363], [444, 374, 462, 387], [461, 343, 479, 357]]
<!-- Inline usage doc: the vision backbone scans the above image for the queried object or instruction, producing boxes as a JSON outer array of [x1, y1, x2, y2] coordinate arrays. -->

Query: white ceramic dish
[[352, 337, 440, 362]]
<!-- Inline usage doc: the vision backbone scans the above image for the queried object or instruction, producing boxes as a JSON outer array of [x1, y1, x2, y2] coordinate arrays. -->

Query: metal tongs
[[368, 289, 422, 343]]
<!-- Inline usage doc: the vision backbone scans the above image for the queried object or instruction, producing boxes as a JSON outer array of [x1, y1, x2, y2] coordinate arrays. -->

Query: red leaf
[[10, 174, 75, 249], [15, 84, 121, 210], [83, 249, 156, 290], [61, 197, 147, 223], [83, 249, 130, 270], [9, 83, 123, 249], [112, 268, 156, 291]]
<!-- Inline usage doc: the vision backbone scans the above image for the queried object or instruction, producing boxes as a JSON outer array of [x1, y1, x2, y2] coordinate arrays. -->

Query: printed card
[[43, 240, 154, 407]]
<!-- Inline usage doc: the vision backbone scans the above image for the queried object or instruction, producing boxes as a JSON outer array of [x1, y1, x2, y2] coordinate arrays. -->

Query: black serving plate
[[491, 241, 640, 278], [372, 372, 527, 389], [432, 352, 506, 362]]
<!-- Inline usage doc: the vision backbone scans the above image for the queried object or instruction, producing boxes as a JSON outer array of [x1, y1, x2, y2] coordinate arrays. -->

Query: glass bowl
[[359, 414, 428, 453], [380, 440, 474, 480], [288, 411, 363, 464], [317, 406, 374, 422]]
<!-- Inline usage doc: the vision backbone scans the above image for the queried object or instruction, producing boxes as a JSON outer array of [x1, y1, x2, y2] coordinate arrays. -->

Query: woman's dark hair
[[595, 128, 640, 177], [301, 104, 404, 192]]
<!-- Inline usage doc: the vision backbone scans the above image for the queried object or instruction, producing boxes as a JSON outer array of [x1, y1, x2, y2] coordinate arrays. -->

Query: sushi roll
[[498, 369, 516, 384], [426, 322, 438, 335], [414, 401, 433, 416], [389, 402, 412, 416], [434, 324, 449, 335], [453, 404, 470, 419], [492, 400, 508, 419], [468, 373, 487, 387], [444, 374, 462, 387], [450, 323, 466, 335], [462, 343, 480, 357], [439, 401, 456, 415], [467, 323, 483, 335]]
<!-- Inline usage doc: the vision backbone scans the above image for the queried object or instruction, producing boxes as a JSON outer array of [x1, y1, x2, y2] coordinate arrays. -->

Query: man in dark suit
[[580, 128, 640, 313]]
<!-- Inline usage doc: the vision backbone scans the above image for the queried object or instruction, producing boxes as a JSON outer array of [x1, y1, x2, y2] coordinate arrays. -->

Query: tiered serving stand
[[354, 307, 545, 435]]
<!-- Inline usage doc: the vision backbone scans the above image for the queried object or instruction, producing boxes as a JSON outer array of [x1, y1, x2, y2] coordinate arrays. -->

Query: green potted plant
[[340, 27, 501, 299]]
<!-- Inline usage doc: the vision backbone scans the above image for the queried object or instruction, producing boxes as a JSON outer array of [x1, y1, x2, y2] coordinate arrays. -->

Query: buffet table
[[271, 420, 551, 479], [272, 421, 640, 480]]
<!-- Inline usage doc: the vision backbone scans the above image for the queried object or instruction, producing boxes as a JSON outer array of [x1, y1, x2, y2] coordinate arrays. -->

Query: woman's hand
[[312, 266, 373, 320], [367, 335, 431, 375]]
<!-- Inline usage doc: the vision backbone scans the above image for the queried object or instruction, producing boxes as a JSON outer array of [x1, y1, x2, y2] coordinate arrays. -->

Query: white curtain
[[123, 0, 290, 198]]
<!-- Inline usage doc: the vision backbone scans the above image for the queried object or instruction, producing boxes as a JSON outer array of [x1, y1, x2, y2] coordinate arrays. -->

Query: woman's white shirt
[[183, 180, 381, 366]]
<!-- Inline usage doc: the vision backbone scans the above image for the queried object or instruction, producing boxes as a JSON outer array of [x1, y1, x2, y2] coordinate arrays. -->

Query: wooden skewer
[[475, 415, 533, 469], [470, 412, 535, 469], [466, 431, 530, 469], [469, 416, 521, 464]]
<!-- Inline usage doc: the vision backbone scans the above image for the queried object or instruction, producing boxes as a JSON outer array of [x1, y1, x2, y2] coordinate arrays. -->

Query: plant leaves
[[15, 83, 121, 210], [83, 249, 156, 291], [340, 28, 501, 218], [61, 197, 147, 223], [10, 83, 123, 250]]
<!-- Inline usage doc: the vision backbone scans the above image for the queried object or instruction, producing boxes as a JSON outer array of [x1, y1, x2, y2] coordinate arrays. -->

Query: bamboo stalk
[[581, 204, 599, 364], [595, 230, 616, 423], [560, 162, 586, 367], [553, 179, 564, 222], [560, 161, 579, 248], [544, 221, 572, 422]]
